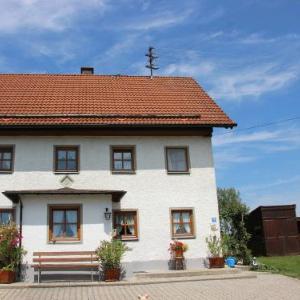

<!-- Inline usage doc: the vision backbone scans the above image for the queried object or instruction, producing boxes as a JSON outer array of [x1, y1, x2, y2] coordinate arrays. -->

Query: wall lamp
[[104, 208, 112, 220]]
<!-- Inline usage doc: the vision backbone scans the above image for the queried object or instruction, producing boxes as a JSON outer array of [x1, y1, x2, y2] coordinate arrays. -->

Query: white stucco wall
[[0, 136, 220, 269]]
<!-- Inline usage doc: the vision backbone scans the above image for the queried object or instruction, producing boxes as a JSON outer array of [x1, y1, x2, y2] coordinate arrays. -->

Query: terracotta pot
[[0, 270, 16, 284], [104, 268, 120, 281], [175, 249, 184, 258], [208, 257, 225, 268]]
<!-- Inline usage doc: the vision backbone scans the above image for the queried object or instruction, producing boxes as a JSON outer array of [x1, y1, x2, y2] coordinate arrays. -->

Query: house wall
[[0, 135, 220, 279]]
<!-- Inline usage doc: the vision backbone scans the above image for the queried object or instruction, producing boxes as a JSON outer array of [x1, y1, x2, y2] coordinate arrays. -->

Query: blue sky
[[0, 0, 299, 214]]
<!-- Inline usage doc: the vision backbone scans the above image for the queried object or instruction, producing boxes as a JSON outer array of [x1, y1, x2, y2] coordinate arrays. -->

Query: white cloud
[[165, 61, 215, 77], [99, 34, 139, 62], [213, 126, 300, 150], [213, 130, 279, 147], [241, 175, 300, 193], [0, 0, 107, 33], [213, 149, 256, 169], [29, 39, 78, 63], [213, 125, 300, 170], [163, 58, 299, 101], [239, 32, 300, 45], [123, 9, 192, 31], [209, 63, 299, 100], [242, 188, 300, 215]]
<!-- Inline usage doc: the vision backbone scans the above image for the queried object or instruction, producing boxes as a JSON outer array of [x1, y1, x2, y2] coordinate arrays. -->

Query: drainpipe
[[18, 199, 23, 279], [19, 199, 23, 248]]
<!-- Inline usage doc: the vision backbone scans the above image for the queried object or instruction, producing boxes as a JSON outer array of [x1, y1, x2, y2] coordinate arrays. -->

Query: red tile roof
[[0, 74, 236, 127]]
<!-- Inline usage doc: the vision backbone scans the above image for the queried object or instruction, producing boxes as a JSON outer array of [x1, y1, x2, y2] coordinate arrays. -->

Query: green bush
[[218, 188, 252, 264], [205, 235, 223, 257], [96, 239, 130, 271], [0, 223, 26, 271]]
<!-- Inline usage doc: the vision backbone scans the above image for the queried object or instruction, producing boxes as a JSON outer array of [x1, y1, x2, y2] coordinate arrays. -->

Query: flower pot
[[208, 257, 225, 268], [175, 249, 184, 258], [104, 268, 120, 281], [0, 270, 16, 284]]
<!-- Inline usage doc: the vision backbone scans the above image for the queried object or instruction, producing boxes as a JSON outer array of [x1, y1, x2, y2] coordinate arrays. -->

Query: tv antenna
[[145, 47, 159, 78]]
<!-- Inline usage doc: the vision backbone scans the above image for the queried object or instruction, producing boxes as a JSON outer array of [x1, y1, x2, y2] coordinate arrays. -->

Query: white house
[[0, 68, 236, 281]]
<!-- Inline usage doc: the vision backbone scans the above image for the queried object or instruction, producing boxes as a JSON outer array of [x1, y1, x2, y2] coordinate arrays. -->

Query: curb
[[0, 273, 257, 289]]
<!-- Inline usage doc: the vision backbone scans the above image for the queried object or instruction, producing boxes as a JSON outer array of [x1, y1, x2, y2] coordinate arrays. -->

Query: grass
[[257, 256, 300, 279]]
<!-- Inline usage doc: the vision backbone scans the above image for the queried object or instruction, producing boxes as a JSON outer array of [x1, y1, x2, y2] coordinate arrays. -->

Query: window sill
[[111, 170, 136, 175], [48, 240, 82, 244], [117, 236, 139, 242], [172, 235, 195, 240], [54, 171, 80, 175], [167, 171, 190, 175], [0, 171, 13, 174]]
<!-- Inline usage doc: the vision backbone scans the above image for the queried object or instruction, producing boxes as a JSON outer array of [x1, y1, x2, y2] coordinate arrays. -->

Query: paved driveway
[[0, 273, 299, 300]]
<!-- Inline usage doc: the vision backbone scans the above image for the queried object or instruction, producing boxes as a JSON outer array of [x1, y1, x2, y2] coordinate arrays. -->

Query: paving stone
[[0, 273, 299, 300]]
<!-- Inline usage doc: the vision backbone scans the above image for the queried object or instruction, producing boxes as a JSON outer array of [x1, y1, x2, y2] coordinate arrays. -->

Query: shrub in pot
[[0, 223, 26, 284], [96, 239, 130, 281], [205, 235, 225, 268], [169, 240, 188, 258]]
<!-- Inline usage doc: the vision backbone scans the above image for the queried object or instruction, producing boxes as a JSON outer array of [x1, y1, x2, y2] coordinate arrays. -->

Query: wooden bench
[[32, 251, 99, 283]]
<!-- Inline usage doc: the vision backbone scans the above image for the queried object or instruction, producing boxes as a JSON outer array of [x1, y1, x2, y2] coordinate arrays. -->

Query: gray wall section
[[21, 258, 208, 282]]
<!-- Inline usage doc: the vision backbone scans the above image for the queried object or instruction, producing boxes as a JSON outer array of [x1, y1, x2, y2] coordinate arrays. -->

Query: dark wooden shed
[[247, 205, 300, 256]]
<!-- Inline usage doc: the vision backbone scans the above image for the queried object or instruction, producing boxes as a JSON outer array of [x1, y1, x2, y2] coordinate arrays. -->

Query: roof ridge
[[0, 73, 193, 79], [0, 113, 201, 119]]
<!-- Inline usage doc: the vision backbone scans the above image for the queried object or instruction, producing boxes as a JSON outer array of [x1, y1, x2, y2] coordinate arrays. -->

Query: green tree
[[217, 188, 251, 264]]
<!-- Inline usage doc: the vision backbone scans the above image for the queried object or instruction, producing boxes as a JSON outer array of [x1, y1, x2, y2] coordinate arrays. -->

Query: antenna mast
[[145, 47, 159, 78]]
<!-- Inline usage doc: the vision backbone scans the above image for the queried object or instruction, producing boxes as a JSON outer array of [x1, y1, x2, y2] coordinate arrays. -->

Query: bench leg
[[37, 268, 41, 284]]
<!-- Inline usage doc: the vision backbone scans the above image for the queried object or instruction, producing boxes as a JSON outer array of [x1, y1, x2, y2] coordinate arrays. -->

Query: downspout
[[19, 199, 23, 248], [18, 199, 23, 280]]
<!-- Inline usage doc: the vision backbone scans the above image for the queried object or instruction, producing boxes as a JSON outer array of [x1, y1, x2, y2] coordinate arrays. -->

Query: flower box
[[208, 257, 225, 268], [104, 268, 120, 281], [0, 270, 16, 284]]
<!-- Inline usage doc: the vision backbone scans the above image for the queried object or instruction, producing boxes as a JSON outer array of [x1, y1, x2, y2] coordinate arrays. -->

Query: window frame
[[0, 208, 15, 225], [165, 146, 190, 174], [48, 205, 82, 243], [111, 146, 136, 174], [170, 208, 195, 239], [54, 145, 80, 173], [0, 145, 15, 174], [113, 209, 139, 241]]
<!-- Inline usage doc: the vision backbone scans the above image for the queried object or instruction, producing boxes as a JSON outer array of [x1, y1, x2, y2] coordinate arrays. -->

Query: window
[[170, 209, 195, 238], [113, 210, 138, 240], [166, 147, 189, 173], [0, 209, 15, 225], [111, 146, 135, 173], [49, 205, 81, 242], [0, 146, 14, 173], [54, 146, 79, 173]]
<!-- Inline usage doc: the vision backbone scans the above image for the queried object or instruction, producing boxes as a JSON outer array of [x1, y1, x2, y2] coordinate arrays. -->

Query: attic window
[[80, 67, 94, 74]]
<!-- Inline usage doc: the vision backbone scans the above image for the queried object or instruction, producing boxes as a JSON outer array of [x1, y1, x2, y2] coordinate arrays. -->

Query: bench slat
[[32, 264, 99, 269], [33, 257, 98, 263], [33, 251, 96, 256]]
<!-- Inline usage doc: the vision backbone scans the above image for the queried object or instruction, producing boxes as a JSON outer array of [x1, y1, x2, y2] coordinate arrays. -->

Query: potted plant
[[96, 239, 130, 281], [0, 223, 26, 284], [205, 235, 225, 268], [169, 240, 188, 258]]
